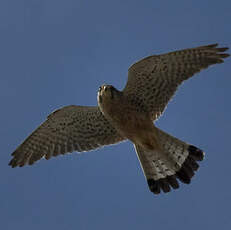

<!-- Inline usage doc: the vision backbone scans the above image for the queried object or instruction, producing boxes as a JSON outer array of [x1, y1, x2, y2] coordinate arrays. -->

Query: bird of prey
[[9, 44, 229, 195]]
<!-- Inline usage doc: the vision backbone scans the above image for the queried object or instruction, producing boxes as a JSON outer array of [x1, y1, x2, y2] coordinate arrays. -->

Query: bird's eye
[[99, 86, 102, 91]]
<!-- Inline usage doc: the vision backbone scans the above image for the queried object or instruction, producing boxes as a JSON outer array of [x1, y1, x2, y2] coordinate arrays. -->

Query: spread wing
[[123, 44, 229, 120], [9, 105, 125, 167]]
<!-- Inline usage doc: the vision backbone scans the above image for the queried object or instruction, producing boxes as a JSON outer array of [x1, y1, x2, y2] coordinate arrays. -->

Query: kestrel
[[9, 44, 229, 195]]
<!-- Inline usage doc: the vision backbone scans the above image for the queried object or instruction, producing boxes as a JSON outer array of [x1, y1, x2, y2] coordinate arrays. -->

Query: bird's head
[[97, 84, 121, 104]]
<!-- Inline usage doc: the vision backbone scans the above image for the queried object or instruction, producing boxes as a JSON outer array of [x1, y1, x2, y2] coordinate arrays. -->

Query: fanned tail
[[135, 128, 204, 194]]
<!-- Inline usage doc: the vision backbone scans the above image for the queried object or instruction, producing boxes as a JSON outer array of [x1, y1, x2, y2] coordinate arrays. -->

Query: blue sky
[[1, 0, 231, 229]]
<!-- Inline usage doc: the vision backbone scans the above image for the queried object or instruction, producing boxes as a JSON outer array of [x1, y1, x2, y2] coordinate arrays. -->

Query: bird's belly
[[100, 99, 160, 150], [114, 113, 160, 151]]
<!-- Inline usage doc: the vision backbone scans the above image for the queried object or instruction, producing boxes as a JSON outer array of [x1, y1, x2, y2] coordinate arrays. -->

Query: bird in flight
[[9, 43, 229, 195]]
